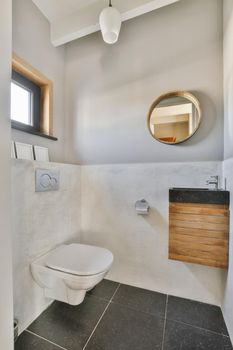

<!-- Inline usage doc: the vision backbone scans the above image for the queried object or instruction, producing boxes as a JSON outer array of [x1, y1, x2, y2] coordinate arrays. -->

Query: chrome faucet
[[206, 175, 220, 190]]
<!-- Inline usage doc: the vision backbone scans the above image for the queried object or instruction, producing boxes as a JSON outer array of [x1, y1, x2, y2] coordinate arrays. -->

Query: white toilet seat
[[46, 243, 113, 276], [31, 243, 114, 306]]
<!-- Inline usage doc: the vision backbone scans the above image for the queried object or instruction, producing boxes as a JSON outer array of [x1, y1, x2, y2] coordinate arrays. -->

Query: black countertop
[[169, 188, 230, 205]]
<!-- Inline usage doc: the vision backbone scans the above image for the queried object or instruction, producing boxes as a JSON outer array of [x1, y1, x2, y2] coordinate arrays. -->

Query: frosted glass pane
[[11, 82, 32, 125]]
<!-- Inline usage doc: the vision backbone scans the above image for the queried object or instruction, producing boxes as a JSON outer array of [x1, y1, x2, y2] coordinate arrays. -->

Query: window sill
[[11, 123, 58, 141]]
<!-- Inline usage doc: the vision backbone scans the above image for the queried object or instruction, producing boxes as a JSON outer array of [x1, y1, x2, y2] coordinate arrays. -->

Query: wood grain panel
[[169, 253, 228, 269], [170, 241, 227, 257], [169, 226, 228, 240], [170, 212, 228, 224], [170, 219, 228, 232], [170, 203, 228, 216], [170, 234, 228, 247], [169, 202, 229, 269]]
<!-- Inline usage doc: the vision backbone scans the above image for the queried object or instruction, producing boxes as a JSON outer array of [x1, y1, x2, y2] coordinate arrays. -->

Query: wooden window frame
[[12, 53, 57, 141]]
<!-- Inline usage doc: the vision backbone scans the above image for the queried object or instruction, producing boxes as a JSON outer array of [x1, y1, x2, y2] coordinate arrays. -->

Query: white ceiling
[[32, 0, 98, 22], [32, 0, 180, 46]]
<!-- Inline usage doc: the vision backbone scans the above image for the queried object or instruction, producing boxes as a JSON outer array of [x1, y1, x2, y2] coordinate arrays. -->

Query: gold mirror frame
[[147, 91, 202, 145]]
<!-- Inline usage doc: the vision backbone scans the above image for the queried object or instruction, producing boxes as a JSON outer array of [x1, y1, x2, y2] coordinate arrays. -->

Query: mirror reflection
[[148, 92, 201, 144]]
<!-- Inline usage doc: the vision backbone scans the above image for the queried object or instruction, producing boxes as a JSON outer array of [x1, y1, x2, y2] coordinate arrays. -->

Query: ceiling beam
[[50, 0, 180, 47]]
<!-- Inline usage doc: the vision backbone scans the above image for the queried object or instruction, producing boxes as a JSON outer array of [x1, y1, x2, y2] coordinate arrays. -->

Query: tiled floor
[[15, 280, 233, 350]]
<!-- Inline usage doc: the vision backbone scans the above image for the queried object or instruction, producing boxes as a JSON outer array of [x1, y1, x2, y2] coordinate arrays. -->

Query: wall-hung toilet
[[31, 243, 113, 305]]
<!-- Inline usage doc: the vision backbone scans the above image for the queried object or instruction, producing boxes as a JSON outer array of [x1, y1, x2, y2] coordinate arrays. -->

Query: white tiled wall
[[81, 161, 225, 306], [222, 158, 233, 341], [12, 159, 228, 335], [12, 159, 82, 332]]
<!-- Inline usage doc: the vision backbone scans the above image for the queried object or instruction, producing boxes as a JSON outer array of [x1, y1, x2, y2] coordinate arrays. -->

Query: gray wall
[[0, 0, 13, 349], [12, 0, 66, 163], [65, 0, 223, 165], [223, 0, 233, 342], [223, 0, 233, 160]]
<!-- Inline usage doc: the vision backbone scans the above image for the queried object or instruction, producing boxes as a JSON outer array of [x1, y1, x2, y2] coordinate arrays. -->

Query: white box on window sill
[[15, 142, 34, 160], [11, 141, 16, 159], [34, 146, 49, 162]]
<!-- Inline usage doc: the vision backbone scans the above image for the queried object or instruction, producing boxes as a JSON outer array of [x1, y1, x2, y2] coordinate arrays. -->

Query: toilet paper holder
[[135, 199, 150, 215]]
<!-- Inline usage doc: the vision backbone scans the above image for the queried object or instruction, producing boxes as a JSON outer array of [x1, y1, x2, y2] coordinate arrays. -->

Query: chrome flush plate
[[35, 168, 59, 192]]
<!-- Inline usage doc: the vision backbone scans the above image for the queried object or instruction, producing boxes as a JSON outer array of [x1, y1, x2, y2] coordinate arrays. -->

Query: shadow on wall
[[98, 1, 219, 92], [64, 0, 223, 164], [143, 207, 167, 233], [186, 263, 227, 306], [183, 91, 218, 147], [142, 206, 226, 306]]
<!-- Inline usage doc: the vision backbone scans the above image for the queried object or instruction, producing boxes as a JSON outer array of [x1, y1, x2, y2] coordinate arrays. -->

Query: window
[[11, 82, 31, 125], [11, 54, 57, 141], [11, 70, 41, 131]]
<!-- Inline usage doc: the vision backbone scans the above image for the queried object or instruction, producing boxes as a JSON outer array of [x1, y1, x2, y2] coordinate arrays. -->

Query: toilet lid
[[46, 244, 113, 276]]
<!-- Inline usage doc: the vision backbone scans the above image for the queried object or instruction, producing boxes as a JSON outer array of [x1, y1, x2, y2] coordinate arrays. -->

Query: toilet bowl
[[31, 243, 114, 305]]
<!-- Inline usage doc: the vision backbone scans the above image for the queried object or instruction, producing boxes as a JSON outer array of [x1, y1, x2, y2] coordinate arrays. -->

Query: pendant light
[[99, 0, 121, 44]]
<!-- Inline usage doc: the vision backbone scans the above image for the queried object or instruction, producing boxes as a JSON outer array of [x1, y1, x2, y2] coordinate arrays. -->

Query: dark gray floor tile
[[164, 320, 230, 350], [112, 283, 166, 317], [28, 296, 108, 350], [87, 279, 119, 300], [223, 336, 233, 350], [167, 295, 228, 335], [15, 331, 61, 350], [85, 302, 164, 350]]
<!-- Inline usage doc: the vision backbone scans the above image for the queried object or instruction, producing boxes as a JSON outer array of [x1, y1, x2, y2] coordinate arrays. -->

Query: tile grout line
[[26, 329, 68, 350], [82, 283, 121, 350], [110, 283, 121, 302], [168, 318, 230, 338], [161, 295, 168, 350]]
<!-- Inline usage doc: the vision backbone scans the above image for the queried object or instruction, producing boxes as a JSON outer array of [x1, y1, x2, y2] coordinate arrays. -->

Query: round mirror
[[147, 91, 201, 144]]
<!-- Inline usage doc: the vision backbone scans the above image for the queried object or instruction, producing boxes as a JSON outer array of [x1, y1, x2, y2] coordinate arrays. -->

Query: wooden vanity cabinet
[[169, 201, 229, 269]]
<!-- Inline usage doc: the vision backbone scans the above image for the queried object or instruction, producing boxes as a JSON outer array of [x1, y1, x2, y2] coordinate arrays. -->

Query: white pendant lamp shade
[[99, 5, 121, 44]]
